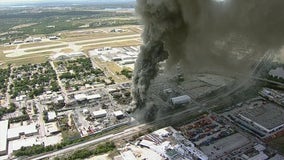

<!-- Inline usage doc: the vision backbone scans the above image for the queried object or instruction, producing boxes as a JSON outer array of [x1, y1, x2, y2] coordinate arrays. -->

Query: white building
[[57, 95, 64, 103], [0, 120, 8, 156], [15, 95, 26, 101], [93, 110, 107, 118], [171, 95, 191, 106], [49, 36, 58, 40], [121, 150, 137, 160], [269, 67, 284, 79], [69, 52, 85, 58], [113, 111, 124, 119], [139, 127, 208, 160], [7, 124, 38, 141], [238, 114, 284, 133], [48, 111, 57, 122], [45, 122, 60, 136], [86, 94, 101, 101], [9, 137, 41, 153], [120, 60, 136, 65], [74, 94, 87, 101], [51, 52, 85, 61], [83, 109, 90, 115], [51, 53, 69, 61], [33, 37, 42, 42]]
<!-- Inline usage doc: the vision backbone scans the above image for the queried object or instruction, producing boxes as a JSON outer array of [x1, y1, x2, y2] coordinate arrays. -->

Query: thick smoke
[[133, 0, 284, 113]]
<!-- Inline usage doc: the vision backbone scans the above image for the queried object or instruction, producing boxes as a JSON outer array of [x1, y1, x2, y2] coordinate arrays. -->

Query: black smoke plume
[[132, 0, 284, 115]]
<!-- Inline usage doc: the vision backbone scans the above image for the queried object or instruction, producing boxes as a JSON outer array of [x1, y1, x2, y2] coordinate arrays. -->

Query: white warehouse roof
[[121, 151, 137, 160], [51, 53, 69, 60], [113, 111, 124, 117], [74, 94, 87, 101], [48, 111, 57, 121], [45, 122, 60, 136], [93, 110, 107, 118], [86, 94, 101, 100], [171, 95, 191, 105], [69, 52, 85, 57], [8, 124, 38, 140], [0, 120, 8, 155], [57, 95, 64, 101]]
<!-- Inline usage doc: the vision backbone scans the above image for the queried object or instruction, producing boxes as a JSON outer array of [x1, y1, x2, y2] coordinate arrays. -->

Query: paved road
[[3, 66, 14, 107], [35, 100, 46, 138], [49, 61, 69, 103]]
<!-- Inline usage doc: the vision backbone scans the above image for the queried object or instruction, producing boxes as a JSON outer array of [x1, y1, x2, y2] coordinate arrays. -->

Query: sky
[[0, 0, 135, 5]]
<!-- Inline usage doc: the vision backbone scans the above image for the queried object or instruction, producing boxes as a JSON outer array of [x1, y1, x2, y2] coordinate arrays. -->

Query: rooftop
[[238, 101, 284, 131], [86, 94, 101, 100], [8, 124, 38, 140], [0, 120, 8, 154], [121, 151, 137, 160], [48, 111, 57, 121], [139, 127, 208, 160], [93, 110, 107, 117], [74, 94, 87, 101], [269, 67, 284, 79], [8, 137, 41, 153], [201, 133, 249, 159], [45, 122, 60, 135], [113, 111, 124, 117]]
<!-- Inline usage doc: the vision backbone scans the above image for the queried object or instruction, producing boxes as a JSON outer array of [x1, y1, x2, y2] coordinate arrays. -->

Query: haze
[[0, 0, 135, 5]]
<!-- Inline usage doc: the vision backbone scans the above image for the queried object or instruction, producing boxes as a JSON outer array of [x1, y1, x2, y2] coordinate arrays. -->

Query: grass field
[[5, 51, 53, 65], [92, 57, 129, 83], [0, 45, 17, 51], [268, 136, 284, 154], [60, 48, 74, 53], [0, 49, 52, 67]]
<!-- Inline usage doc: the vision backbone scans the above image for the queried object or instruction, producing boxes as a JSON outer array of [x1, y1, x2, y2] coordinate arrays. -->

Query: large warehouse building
[[0, 120, 38, 156], [7, 124, 38, 140], [235, 101, 284, 134], [0, 120, 8, 156], [93, 110, 107, 118], [171, 95, 191, 106]]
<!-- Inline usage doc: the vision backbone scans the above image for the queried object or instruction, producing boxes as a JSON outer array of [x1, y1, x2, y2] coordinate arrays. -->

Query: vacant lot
[[92, 57, 129, 83]]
